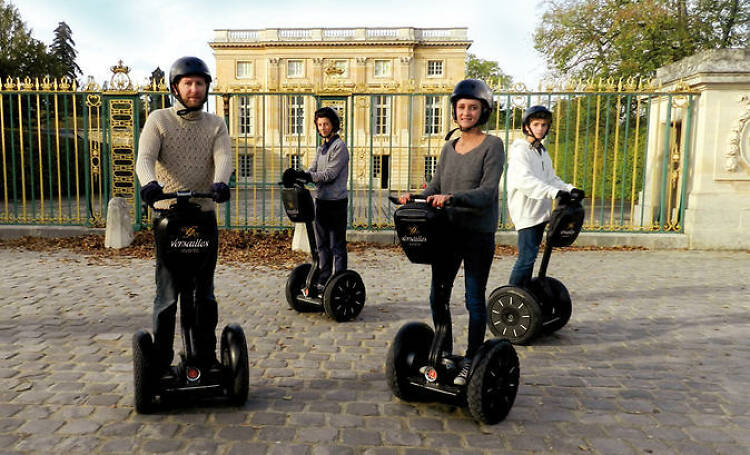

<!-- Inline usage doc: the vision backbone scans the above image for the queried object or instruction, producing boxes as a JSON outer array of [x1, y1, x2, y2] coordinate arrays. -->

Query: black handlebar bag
[[281, 186, 316, 223], [546, 199, 585, 248], [154, 200, 218, 278], [393, 201, 450, 265]]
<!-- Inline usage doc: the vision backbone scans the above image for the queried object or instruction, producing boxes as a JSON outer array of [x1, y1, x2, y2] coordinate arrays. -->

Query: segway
[[385, 195, 519, 424], [280, 169, 366, 322], [132, 190, 249, 413], [486, 191, 585, 345]]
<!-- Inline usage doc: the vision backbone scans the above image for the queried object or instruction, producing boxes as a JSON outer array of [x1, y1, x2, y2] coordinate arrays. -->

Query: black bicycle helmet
[[314, 106, 341, 135], [522, 105, 553, 132], [450, 79, 494, 126], [169, 56, 212, 114]]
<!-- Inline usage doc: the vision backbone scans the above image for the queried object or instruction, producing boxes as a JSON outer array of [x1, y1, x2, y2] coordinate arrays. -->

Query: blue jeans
[[314, 198, 348, 284], [153, 214, 218, 370], [430, 229, 494, 359], [509, 222, 547, 286]]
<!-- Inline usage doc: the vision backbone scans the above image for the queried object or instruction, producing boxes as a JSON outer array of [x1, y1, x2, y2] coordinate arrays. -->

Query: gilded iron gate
[[0, 71, 697, 233]]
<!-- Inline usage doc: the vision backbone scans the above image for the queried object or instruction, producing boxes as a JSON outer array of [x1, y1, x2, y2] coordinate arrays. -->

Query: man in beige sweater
[[135, 56, 233, 374]]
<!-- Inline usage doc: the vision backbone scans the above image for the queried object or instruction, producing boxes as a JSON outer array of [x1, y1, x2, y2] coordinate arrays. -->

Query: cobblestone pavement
[[0, 246, 749, 455]]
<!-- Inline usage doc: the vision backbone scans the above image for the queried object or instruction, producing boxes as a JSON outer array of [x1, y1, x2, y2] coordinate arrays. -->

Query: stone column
[[312, 58, 324, 92], [656, 49, 750, 249], [267, 58, 280, 91]]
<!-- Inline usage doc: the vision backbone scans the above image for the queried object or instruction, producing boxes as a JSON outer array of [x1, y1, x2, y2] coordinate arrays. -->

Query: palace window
[[287, 59, 304, 78], [286, 95, 305, 135], [424, 156, 437, 182], [374, 95, 391, 136], [236, 61, 253, 79], [424, 95, 442, 135], [372, 155, 382, 178], [238, 154, 254, 178], [427, 60, 444, 77], [238, 96, 255, 136], [374, 60, 391, 78]]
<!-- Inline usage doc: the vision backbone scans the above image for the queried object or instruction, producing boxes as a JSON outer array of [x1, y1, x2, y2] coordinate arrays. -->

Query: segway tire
[[221, 324, 249, 406], [322, 270, 366, 322], [132, 329, 155, 414], [486, 286, 542, 345], [532, 277, 572, 334], [386, 322, 433, 402], [285, 263, 319, 312], [467, 339, 520, 425]]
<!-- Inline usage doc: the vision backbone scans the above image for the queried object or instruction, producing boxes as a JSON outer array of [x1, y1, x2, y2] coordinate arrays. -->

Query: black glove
[[140, 180, 163, 206], [211, 182, 230, 203], [555, 190, 571, 204], [299, 170, 313, 183], [570, 188, 585, 201]]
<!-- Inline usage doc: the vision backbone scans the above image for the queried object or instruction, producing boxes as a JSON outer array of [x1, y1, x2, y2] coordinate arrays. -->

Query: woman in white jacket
[[506, 105, 582, 286]]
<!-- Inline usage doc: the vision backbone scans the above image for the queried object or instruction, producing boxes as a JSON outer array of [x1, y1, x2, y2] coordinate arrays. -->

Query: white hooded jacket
[[506, 138, 573, 230]]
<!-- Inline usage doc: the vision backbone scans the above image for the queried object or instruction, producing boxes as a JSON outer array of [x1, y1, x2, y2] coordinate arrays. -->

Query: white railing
[[366, 28, 399, 39], [323, 29, 356, 39], [213, 28, 468, 43], [279, 29, 312, 40], [227, 30, 258, 41]]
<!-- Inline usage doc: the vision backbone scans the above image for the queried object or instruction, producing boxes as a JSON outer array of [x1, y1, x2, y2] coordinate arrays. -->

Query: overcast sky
[[13, 0, 549, 89]]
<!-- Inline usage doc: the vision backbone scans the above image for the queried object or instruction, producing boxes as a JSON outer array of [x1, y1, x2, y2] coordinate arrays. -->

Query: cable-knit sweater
[[136, 101, 233, 211]]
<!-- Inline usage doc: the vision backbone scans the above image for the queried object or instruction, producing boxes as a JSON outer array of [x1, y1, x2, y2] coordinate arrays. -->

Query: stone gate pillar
[[656, 49, 750, 249]]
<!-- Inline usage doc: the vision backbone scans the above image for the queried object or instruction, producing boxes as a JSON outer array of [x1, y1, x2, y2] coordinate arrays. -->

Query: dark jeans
[[508, 222, 547, 286], [430, 229, 494, 360], [153, 214, 218, 370], [314, 198, 348, 284]]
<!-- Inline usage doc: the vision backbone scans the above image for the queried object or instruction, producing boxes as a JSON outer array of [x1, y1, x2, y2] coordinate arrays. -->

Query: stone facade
[[655, 49, 750, 249], [208, 27, 471, 191]]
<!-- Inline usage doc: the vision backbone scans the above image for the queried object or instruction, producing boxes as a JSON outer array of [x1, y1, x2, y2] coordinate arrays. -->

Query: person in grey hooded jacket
[[297, 107, 349, 292]]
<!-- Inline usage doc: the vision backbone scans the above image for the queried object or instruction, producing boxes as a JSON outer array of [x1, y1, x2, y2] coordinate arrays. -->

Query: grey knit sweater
[[308, 135, 349, 201], [135, 101, 233, 211], [423, 134, 505, 232]]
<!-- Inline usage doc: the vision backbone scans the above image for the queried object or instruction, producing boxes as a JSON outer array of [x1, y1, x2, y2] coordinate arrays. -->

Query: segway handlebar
[[148, 190, 216, 210], [388, 194, 427, 205], [555, 189, 585, 206], [153, 190, 215, 202], [387, 194, 480, 214]]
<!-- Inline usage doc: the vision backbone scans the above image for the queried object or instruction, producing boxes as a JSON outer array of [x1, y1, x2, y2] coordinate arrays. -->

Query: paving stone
[[216, 425, 257, 441], [98, 438, 137, 454], [139, 439, 184, 453], [341, 428, 382, 446], [296, 426, 338, 443]]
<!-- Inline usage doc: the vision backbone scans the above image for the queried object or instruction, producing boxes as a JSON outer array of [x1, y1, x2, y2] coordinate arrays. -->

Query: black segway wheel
[[322, 270, 366, 322], [132, 329, 155, 414], [486, 286, 542, 345], [531, 277, 572, 334], [285, 263, 319, 312], [467, 339, 520, 425], [386, 322, 433, 402], [221, 324, 249, 406]]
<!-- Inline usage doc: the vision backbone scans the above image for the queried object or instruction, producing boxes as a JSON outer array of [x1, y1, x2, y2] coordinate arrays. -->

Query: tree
[[465, 53, 513, 89], [534, 0, 750, 81], [49, 21, 81, 81], [0, 0, 55, 78]]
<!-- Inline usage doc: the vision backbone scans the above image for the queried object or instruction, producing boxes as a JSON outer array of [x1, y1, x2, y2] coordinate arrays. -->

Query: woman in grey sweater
[[400, 79, 504, 386]]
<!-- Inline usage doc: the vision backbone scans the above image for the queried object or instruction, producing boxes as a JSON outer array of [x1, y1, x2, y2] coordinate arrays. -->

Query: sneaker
[[453, 361, 471, 386]]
